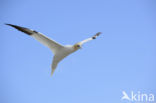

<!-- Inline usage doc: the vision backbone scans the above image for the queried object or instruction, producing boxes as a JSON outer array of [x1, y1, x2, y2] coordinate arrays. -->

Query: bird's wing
[[78, 32, 102, 45], [6, 24, 63, 54]]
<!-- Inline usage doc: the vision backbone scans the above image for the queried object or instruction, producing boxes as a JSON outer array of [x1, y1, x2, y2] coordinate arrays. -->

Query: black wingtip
[[5, 23, 21, 30], [92, 32, 102, 39], [5, 23, 17, 28], [5, 23, 34, 35], [96, 32, 102, 36], [5, 23, 12, 26]]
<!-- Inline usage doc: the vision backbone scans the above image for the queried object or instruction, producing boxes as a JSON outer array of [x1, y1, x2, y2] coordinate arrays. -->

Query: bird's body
[[6, 24, 101, 75], [51, 45, 77, 75]]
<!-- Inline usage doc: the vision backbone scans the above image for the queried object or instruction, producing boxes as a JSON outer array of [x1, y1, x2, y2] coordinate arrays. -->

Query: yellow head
[[74, 43, 82, 50]]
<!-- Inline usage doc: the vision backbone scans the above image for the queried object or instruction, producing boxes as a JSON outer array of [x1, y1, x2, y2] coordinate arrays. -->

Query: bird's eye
[[77, 45, 80, 47]]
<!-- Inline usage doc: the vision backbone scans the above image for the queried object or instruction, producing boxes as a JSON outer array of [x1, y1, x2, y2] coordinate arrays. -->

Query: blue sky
[[1, 0, 156, 103]]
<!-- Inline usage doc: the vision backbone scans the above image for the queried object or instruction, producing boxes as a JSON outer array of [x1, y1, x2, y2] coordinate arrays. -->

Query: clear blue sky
[[1, 0, 156, 103]]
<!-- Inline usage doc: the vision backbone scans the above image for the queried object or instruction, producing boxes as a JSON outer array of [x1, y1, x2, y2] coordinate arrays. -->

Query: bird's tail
[[51, 69, 55, 76]]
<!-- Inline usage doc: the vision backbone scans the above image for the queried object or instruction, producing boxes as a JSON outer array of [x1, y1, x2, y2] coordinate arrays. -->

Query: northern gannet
[[6, 24, 101, 76]]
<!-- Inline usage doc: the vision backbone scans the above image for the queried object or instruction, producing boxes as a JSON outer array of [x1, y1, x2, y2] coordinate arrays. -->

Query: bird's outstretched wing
[[6, 24, 63, 54], [78, 32, 102, 45]]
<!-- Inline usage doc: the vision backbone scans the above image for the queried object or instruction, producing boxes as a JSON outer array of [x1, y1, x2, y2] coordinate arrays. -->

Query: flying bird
[[6, 24, 101, 76]]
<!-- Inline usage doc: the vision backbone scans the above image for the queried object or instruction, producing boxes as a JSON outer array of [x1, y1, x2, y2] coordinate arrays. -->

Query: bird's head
[[74, 43, 82, 50]]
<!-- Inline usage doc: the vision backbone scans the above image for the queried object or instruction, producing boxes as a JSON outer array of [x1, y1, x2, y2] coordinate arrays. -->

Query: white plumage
[[6, 24, 101, 76]]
